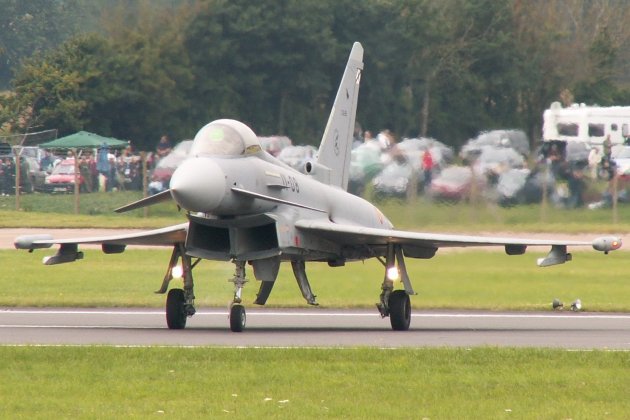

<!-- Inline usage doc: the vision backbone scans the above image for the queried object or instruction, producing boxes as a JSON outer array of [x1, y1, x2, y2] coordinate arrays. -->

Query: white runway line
[[2, 309, 629, 319]]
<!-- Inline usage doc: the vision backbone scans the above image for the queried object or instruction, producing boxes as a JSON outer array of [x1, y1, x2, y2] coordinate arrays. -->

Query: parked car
[[277, 145, 317, 171], [372, 159, 413, 200], [396, 137, 454, 172], [259, 136, 292, 157], [460, 129, 530, 162], [349, 141, 383, 196], [149, 140, 192, 195], [41, 158, 85, 193], [473, 146, 526, 181], [613, 146, 630, 179], [428, 165, 483, 202]]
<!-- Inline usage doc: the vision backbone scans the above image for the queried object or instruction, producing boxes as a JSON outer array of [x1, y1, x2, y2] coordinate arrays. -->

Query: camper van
[[542, 102, 630, 149]]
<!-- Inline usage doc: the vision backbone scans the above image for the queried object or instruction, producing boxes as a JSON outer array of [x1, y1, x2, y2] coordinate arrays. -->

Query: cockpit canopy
[[190, 119, 262, 157]]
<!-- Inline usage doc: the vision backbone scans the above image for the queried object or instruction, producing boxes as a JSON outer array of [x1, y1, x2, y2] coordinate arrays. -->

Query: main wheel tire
[[389, 290, 411, 331], [166, 288, 187, 329], [229, 304, 246, 332]]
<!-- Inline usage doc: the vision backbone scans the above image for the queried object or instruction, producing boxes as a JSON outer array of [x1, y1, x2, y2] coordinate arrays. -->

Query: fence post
[[142, 152, 149, 218], [73, 148, 80, 214], [612, 174, 618, 224]]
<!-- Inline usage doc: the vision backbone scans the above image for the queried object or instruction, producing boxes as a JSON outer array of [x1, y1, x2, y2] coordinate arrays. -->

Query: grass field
[[1, 192, 630, 233], [3, 248, 629, 311], [1, 346, 628, 419], [2, 196, 628, 419]]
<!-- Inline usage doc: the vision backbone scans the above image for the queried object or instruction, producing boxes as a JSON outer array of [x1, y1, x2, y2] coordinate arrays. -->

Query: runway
[[1, 307, 629, 349]]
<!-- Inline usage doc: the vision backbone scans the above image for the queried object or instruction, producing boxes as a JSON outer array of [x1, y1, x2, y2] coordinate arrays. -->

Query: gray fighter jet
[[15, 43, 621, 332]]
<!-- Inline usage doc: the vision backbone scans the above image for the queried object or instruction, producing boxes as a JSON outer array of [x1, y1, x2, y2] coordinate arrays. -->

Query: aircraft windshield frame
[[191, 123, 246, 157]]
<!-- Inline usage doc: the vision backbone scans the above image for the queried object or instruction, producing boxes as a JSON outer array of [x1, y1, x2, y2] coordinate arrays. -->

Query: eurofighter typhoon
[[16, 43, 621, 332]]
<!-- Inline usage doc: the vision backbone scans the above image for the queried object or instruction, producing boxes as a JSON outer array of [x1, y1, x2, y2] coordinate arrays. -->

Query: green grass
[[2, 193, 629, 310], [2, 192, 630, 232], [0, 191, 183, 228], [376, 199, 630, 233], [3, 249, 629, 311], [0, 347, 628, 419]]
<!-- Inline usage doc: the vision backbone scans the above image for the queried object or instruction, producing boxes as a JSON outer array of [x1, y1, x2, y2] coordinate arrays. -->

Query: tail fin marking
[[315, 42, 363, 190]]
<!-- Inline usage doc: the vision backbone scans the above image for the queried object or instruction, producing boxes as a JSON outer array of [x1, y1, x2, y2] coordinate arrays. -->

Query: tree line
[[1, 0, 629, 152]]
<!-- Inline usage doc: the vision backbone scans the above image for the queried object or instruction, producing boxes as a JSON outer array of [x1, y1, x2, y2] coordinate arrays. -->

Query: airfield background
[[2, 0, 629, 152]]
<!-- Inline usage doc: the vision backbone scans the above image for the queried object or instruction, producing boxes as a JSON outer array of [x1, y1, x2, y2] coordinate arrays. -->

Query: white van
[[542, 102, 630, 149]]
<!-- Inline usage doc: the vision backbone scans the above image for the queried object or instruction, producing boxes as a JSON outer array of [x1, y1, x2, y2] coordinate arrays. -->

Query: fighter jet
[[15, 43, 621, 332]]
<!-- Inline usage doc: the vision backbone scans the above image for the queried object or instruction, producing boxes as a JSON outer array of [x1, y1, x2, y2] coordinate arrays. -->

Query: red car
[[428, 165, 484, 202], [42, 158, 85, 193]]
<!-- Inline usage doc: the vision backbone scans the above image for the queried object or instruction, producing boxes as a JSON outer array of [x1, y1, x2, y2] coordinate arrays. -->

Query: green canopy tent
[[37, 131, 129, 215], [39, 131, 128, 149]]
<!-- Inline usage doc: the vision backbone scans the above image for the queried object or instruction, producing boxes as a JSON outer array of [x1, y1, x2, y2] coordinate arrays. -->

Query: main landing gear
[[159, 244, 198, 330], [159, 245, 249, 332], [376, 243, 416, 331], [159, 243, 416, 332]]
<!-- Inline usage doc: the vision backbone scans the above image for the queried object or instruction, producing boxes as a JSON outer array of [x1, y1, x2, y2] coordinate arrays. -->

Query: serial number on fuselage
[[280, 174, 300, 192]]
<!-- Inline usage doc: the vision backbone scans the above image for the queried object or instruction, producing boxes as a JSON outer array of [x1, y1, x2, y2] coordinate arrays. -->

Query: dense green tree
[[3, 0, 629, 151], [2, 30, 193, 150], [0, 0, 83, 89], [182, 0, 338, 143], [573, 27, 619, 105]]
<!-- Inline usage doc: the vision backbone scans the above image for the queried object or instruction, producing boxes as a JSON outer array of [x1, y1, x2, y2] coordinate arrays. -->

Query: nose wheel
[[229, 304, 246, 332]]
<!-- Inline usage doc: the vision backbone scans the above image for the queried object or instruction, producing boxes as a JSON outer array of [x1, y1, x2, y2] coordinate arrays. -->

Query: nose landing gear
[[228, 260, 248, 332]]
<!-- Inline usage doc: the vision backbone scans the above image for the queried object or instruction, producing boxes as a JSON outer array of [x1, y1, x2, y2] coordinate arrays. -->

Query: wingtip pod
[[592, 236, 622, 253], [14, 235, 54, 250]]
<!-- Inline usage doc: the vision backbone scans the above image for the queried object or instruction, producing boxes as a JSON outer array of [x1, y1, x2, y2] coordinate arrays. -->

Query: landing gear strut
[[160, 244, 198, 330], [376, 243, 415, 331], [228, 260, 248, 332]]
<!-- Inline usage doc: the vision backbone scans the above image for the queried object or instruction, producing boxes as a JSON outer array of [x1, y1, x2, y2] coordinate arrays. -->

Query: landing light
[[387, 266, 399, 281], [172, 265, 184, 279]]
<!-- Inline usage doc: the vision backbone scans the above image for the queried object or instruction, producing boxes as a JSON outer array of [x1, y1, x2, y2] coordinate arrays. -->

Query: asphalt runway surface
[[1, 307, 629, 349], [2, 229, 628, 349]]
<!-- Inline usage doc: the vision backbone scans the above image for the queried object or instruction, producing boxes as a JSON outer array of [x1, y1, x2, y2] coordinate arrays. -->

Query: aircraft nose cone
[[170, 158, 226, 212]]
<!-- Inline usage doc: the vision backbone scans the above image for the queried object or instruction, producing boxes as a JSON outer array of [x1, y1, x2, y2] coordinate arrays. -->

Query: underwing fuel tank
[[169, 158, 227, 212]]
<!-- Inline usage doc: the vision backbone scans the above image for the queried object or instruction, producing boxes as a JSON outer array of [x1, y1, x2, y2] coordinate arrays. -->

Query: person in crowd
[[3, 157, 15, 195], [117, 145, 142, 190], [156, 135, 172, 159], [39, 151, 54, 173], [377, 129, 394, 151], [96, 143, 110, 191], [588, 147, 601, 179], [79, 154, 93, 193], [0, 158, 6, 196], [18, 156, 31, 193], [421, 149, 434, 190], [599, 135, 616, 181]]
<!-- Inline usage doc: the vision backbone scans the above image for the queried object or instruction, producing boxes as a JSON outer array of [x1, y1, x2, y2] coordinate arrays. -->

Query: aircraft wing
[[15, 223, 188, 264], [294, 219, 621, 267]]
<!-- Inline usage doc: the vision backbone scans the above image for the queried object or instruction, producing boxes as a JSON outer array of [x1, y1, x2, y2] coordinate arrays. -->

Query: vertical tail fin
[[315, 42, 363, 190]]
